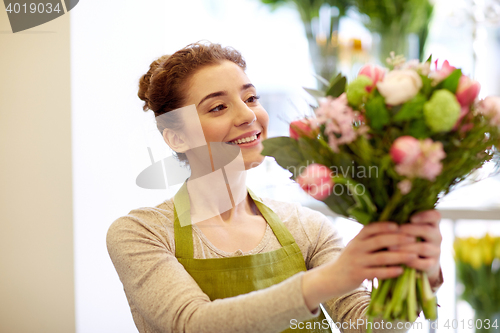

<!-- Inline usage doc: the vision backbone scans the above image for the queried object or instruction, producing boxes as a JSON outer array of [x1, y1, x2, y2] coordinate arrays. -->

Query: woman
[[107, 42, 443, 333]]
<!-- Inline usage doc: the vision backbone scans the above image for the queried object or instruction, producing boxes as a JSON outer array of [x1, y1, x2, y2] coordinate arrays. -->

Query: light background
[[1, 0, 500, 332]]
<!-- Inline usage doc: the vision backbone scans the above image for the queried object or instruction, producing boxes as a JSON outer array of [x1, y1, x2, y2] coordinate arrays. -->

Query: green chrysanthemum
[[346, 75, 373, 106], [423, 89, 461, 133]]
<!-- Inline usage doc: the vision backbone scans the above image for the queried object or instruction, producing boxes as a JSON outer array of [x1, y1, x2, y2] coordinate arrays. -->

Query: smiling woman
[[180, 60, 269, 171], [106, 42, 444, 333]]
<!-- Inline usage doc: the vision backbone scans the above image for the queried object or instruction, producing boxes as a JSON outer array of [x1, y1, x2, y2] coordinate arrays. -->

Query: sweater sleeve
[[295, 205, 412, 333], [106, 207, 319, 333]]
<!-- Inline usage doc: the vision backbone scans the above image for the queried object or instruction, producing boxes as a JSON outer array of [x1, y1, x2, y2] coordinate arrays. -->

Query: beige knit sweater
[[107, 195, 440, 333]]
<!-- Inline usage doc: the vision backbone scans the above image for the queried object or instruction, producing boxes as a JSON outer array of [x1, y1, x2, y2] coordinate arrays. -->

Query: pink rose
[[419, 159, 443, 181], [296, 164, 334, 200], [390, 136, 421, 164], [417, 139, 446, 181], [429, 60, 456, 84], [478, 96, 500, 127], [358, 64, 386, 92], [456, 76, 480, 107], [391, 137, 446, 181], [420, 138, 446, 161], [289, 119, 318, 140]]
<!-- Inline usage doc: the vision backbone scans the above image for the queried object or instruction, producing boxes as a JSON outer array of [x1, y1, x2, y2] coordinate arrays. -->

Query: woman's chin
[[244, 155, 265, 170]]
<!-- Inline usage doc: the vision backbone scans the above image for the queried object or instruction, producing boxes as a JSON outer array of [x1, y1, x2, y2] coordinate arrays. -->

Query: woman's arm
[[106, 208, 319, 333], [295, 205, 443, 332]]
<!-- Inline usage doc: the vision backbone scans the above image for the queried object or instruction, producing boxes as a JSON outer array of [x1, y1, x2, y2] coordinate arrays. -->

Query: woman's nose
[[235, 101, 256, 126]]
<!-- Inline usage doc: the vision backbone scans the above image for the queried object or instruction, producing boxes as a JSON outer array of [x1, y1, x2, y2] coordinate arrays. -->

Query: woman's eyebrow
[[198, 91, 227, 107], [241, 83, 255, 91], [197, 83, 256, 107]]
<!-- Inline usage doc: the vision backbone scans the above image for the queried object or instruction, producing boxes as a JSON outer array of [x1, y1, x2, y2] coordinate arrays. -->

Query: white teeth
[[227, 134, 258, 145]]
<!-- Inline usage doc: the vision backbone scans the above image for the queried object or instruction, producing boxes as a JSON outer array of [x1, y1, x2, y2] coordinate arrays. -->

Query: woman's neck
[[186, 168, 251, 225]]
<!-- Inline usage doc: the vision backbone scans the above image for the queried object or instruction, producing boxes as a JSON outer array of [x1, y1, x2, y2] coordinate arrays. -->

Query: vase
[[304, 17, 340, 86], [373, 25, 420, 66], [474, 311, 500, 333]]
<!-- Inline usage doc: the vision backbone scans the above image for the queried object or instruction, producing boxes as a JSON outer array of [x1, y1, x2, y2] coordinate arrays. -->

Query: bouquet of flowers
[[261, 53, 500, 323], [454, 235, 500, 332]]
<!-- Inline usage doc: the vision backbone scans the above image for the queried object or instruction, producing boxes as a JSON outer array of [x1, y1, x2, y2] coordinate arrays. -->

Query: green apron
[[173, 182, 331, 332]]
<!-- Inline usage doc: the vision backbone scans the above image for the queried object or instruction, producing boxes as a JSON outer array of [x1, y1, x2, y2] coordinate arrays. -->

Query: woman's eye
[[245, 95, 260, 104], [209, 104, 226, 112]]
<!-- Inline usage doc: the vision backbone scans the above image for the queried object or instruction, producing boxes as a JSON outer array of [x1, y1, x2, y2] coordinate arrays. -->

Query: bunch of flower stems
[[366, 265, 437, 329]]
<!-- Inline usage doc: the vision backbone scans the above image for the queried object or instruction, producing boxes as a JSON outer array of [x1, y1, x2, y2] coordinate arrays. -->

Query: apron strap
[[173, 182, 194, 259], [247, 187, 298, 248], [173, 181, 298, 258]]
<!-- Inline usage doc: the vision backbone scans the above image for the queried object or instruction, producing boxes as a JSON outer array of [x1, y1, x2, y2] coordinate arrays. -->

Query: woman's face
[[183, 60, 269, 170]]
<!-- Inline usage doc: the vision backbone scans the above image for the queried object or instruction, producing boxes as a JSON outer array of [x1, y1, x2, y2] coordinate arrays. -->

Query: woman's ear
[[162, 128, 190, 153]]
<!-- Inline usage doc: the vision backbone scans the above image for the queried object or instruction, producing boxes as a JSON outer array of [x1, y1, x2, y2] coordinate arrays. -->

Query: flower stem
[[416, 271, 438, 320], [407, 267, 417, 322], [379, 189, 402, 222], [385, 266, 410, 320], [369, 278, 394, 317]]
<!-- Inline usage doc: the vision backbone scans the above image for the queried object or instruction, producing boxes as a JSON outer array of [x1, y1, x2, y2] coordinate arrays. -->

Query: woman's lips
[[226, 132, 262, 148]]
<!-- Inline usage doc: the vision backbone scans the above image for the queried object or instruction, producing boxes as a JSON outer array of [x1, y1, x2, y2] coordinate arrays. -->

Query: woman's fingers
[[360, 251, 418, 267], [356, 222, 399, 240], [406, 257, 440, 272], [362, 233, 417, 253], [410, 210, 441, 226], [363, 266, 404, 280], [399, 223, 442, 245], [390, 242, 440, 258]]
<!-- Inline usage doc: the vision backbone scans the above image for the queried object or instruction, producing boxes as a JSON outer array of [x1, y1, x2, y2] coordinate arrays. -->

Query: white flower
[[401, 60, 431, 76], [376, 69, 423, 106]]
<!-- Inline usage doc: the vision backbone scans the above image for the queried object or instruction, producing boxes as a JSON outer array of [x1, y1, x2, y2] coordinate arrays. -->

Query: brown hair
[[137, 41, 246, 164]]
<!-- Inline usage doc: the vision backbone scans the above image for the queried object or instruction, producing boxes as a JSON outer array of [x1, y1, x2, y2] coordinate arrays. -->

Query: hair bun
[[138, 55, 171, 112]]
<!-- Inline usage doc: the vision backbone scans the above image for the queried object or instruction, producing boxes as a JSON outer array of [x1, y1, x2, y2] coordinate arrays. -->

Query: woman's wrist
[[301, 265, 338, 312], [428, 266, 444, 292]]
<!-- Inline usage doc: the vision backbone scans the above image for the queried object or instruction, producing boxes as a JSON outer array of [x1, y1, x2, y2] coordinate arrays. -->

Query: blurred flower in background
[[454, 235, 500, 332]]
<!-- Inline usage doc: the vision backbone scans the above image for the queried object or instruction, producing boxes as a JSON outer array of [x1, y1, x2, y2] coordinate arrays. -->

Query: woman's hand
[[302, 222, 419, 311], [395, 210, 443, 288]]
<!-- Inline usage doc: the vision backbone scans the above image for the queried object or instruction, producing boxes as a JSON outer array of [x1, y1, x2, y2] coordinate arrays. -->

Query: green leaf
[[408, 118, 431, 139], [333, 176, 377, 219], [322, 189, 355, 216], [326, 73, 347, 98], [420, 75, 433, 98], [394, 94, 426, 122], [311, 73, 330, 87], [347, 136, 373, 163], [303, 87, 325, 101], [347, 207, 372, 225], [297, 137, 327, 165], [261, 137, 303, 176], [425, 54, 432, 63], [365, 95, 390, 130], [439, 68, 462, 94]]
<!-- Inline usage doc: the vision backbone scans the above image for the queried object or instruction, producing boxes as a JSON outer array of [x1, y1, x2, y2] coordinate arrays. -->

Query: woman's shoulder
[[106, 198, 177, 253], [260, 197, 336, 245], [108, 198, 176, 228], [260, 196, 331, 228]]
